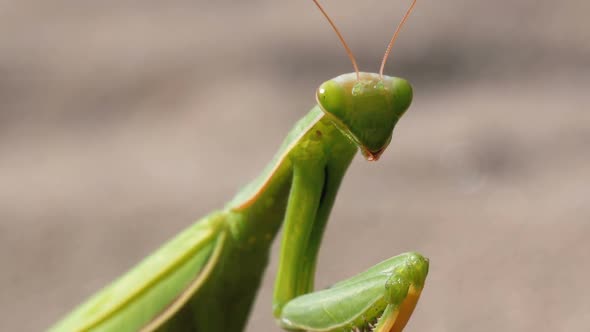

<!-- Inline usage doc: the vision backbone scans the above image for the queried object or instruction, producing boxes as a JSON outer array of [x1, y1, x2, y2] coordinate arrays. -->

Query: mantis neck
[[226, 105, 357, 247]]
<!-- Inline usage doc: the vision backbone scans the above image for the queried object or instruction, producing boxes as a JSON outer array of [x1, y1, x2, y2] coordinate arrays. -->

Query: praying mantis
[[49, 1, 428, 331]]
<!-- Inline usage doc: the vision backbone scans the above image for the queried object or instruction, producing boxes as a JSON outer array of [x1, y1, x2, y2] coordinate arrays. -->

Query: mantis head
[[316, 72, 412, 161], [311, 0, 417, 161]]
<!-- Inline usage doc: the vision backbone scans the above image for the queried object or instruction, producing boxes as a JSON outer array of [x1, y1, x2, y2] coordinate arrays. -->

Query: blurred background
[[1, 0, 589, 331]]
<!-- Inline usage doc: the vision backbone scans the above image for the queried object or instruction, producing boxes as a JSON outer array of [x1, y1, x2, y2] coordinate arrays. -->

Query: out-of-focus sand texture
[[1, 1, 589, 331]]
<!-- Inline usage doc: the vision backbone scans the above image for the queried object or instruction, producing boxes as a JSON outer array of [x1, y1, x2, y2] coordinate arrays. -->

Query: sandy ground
[[1, 1, 589, 331]]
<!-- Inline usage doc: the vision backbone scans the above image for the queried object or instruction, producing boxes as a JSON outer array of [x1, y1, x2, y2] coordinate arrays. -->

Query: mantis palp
[[50, 1, 428, 331]]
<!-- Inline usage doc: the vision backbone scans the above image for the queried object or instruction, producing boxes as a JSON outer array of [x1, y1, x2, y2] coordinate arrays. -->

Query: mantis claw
[[279, 252, 428, 332], [375, 253, 429, 332]]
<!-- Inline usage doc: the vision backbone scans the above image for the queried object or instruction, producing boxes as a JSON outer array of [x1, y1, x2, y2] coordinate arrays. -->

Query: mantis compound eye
[[316, 72, 413, 161]]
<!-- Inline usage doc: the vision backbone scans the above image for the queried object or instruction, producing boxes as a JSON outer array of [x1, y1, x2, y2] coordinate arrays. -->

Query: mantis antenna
[[312, 0, 360, 80], [379, 0, 417, 78], [314, 0, 417, 80]]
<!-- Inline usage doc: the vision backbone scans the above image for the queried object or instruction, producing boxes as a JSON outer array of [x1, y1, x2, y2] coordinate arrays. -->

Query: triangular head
[[316, 72, 413, 161]]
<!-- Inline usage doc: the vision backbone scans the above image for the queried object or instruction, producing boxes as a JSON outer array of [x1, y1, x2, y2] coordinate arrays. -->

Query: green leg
[[273, 160, 326, 316], [296, 157, 354, 294]]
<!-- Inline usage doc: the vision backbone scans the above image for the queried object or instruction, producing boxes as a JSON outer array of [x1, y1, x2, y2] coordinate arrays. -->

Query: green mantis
[[50, 1, 428, 331]]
